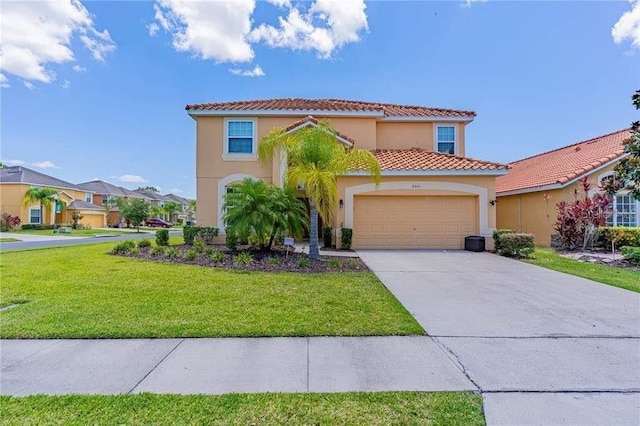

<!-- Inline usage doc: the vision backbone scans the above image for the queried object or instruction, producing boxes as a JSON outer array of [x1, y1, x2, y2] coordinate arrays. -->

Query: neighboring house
[[77, 180, 150, 227], [133, 189, 172, 220], [0, 166, 105, 228], [186, 98, 508, 249], [163, 193, 193, 223], [496, 128, 633, 246]]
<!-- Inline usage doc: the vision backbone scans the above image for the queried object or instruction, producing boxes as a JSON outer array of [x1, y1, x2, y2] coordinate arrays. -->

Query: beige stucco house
[[187, 98, 508, 249], [496, 128, 634, 246]]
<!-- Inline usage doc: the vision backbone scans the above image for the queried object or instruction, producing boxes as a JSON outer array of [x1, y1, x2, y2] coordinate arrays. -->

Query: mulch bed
[[115, 245, 369, 273], [558, 250, 640, 271]]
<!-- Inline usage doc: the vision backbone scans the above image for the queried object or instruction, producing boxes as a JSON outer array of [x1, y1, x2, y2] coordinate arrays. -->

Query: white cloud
[[117, 174, 148, 183], [0, 0, 115, 84], [613, 0, 640, 49], [23, 81, 35, 90], [249, 0, 368, 59], [151, 0, 256, 63], [0, 73, 9, 88], [72, 64, 86, 72], [168, 188, 183, 194], [3, 159, 26, 166], [229, 65, 265, 77], [32, 160, 59, 169], [463, 0, 488, 7], [151, 0, 368, 66], [61, 80, 71, 89], [147, 22, 160, 37]]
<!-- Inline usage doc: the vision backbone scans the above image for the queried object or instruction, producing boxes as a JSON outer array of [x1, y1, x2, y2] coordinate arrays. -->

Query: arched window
[[599, 172, 638, 227]]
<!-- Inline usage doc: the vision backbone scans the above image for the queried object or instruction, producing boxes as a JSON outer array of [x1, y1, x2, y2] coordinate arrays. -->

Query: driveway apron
[[358, 250, 640, 425]]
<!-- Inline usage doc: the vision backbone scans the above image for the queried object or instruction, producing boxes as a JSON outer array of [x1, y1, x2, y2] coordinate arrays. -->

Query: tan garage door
[[353, 195, 477, 249]]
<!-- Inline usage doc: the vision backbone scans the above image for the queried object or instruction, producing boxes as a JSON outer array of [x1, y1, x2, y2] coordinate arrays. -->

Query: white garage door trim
[[344, 181, 491, 236]]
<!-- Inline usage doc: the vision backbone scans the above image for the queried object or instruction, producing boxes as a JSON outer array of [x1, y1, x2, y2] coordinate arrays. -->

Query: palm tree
[[258, 120, 381, 259], [163, 201, 183, 223], [223, 178, 307, 251], [22, 187, 60, 226]]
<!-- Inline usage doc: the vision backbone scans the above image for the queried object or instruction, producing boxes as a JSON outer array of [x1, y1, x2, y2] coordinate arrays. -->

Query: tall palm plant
[[163, 201, 183, 223], [258, 120, 381, 259], [22, 187, 60, 225]]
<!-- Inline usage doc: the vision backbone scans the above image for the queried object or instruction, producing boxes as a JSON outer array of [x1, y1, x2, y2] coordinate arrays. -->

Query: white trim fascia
[[345, 170, 508, 176], [496, 154, 628, 197], [285, 122, 354, 147], [223, 117, 258, 160], [381, 115, 475, 123], [344, 181, 492, 236], [217, 173, 257, 233], [189, 109, 385, 118], [434, 123, 458, 156]]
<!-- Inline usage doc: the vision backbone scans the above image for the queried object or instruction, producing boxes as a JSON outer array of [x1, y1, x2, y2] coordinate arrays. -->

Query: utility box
[[464, 236, 485, 252]]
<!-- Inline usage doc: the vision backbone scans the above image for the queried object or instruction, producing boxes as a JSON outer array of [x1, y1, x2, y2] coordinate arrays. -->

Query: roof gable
[[496, 129, 630, 194], [284, 116, 355, 146]]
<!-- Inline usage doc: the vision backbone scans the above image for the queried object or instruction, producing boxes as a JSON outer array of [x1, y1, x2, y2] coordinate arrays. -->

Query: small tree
[[136, 186, 159, 193], [163, 201, 183, 222], [554, 177, 612, 250], [223, 178, 308, 251], [71, 211, 84, 229], [603, 90, 640, 200], [120, 199, 149, 232]]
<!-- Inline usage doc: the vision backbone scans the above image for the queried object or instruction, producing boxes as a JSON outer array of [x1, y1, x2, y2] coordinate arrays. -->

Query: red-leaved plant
[[0, 212, 21, 231], [553, 177, 611, 250]]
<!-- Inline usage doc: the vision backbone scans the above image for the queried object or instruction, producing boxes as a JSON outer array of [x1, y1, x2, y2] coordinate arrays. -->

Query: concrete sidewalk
[[0, 337, 473, 396]]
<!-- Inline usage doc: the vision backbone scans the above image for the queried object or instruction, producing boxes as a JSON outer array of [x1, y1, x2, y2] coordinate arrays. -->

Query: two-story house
[[77, 180, 151, 227], [186, 98, 507, 249]]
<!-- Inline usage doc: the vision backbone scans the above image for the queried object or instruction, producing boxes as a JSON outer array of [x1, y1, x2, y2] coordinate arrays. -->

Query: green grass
[[0, 242, 423, 338], [12, 229, 142, 237], [0, 238, 19, 243], [0, 392, 485, 426], [525, 247, 639, 293]]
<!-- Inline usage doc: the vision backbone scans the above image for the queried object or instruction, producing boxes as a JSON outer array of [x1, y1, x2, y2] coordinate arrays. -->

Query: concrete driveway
[[358, 250, 640, 425]]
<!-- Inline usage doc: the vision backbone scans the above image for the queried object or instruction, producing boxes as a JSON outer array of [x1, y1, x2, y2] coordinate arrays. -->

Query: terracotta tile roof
[[370, 149, 507, 172], [186, 98, 475, 118], [496, 128, 630, 194], [284, 116, 356, 144]]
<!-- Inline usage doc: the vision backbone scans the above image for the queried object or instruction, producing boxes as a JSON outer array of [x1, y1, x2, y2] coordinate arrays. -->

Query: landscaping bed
[[558, 250, 640, 271], [114, 244, 368, 273]]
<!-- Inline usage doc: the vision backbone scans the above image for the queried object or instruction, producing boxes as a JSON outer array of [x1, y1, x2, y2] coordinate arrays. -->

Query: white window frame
[[223, 118, 257, 161], [29, 207, 42, 224], [434, 124, 457, 155], [599, 172, 639, 227], [85, 192, 92, 203]]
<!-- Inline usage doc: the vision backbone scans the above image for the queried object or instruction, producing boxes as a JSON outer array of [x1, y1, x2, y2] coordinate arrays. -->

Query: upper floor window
[[436, 125, 456, 155], [226, 120, 256, 156], [85, 192, 92, 203], [102, 194, 109, 205]]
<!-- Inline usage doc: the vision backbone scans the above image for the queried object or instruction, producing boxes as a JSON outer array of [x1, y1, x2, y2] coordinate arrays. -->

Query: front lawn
[[0, 243, 423, 338], [0, 238, 19, 243], [525, 247, 639, 293], [11, 228, 142, 237], [0, 392, 485, 426]]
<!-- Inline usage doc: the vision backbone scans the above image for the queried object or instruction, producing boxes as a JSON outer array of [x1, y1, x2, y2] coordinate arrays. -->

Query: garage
[[353, 195, 477, 249]]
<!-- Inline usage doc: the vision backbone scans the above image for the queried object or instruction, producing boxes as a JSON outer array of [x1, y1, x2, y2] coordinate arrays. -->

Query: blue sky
[[1, 0, 639, 200]]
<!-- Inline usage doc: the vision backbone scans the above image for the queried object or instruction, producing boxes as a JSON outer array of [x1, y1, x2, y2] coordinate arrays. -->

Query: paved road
[[357, 250, 640, 425], [0, 231, 181, 251]]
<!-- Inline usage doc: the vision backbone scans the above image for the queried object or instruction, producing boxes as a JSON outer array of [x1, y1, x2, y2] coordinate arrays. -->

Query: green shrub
[[341, 228, 353, 250], [322, 227, 333, 248], [156, 229, 169, 246], [211, 249, 225, 263], [493, 229, 515, 252], [151, 245, 166, 256], [225, 228, 239, 252], [595, 227, 640, 249], [204, 247, 215, 256], [328, 258, 341, 268], [110, 240, 136, 255], [620, 246, 640, 265], [346, 258, 357, 268], [166, 247, 179, 258], [234, 251, 253, 265], [21, 224, 54, 230], [197, 227, 219, 245], [184, 249, 199, 261], [183, 226, 199, 245], [497, 233, 535, 258], [297, 257, 311, 268], [267, 256, 279, 265], [193, 240, 205, 253], [137, 239, 152, 249]]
